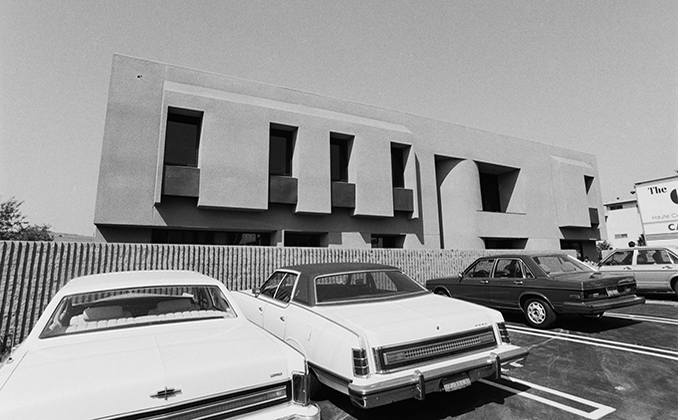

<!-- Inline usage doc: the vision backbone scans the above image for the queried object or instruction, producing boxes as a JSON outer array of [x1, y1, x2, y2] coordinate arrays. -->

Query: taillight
[[352, 348, 369, 377], [497, 322, 511, 344], [292, 372, 309, 405]]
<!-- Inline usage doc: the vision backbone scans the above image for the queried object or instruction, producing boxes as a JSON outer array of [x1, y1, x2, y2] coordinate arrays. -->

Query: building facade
[[95, 55, 603, 258], [603, 198, 643, 249]]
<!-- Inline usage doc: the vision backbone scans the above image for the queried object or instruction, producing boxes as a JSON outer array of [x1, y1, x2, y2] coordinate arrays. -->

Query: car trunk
[[0, 318, 294, 419]]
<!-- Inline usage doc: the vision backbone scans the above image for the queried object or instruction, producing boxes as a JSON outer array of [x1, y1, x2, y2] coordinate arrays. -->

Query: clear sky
[[1, 0, 676, 236]]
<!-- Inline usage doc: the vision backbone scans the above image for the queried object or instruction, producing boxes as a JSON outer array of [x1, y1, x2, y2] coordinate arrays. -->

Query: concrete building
[[94, 55, 603, 258], [603, 198, 643, 249]]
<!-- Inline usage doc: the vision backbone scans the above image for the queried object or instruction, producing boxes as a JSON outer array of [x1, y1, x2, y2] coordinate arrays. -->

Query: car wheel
[[673, 281, 678, 297], [435, 288, 450, 297], [523, 298, 556, 328]]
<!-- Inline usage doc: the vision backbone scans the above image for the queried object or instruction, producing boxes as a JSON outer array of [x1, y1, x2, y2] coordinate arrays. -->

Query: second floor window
[[330, 132, 352, 182], [391, 144, 408, 188], [164, 107, 202, 167], [269, 124, 296, 176]]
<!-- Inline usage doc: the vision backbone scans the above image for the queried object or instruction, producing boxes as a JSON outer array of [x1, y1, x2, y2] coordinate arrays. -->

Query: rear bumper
[[347, 345, 528, 409], [562, 295, 645, 314]]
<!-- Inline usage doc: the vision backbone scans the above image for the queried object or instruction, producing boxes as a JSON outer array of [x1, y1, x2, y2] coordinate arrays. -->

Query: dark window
[[269, 125, 296, 176], [151, 229, 270, 246], [584, 175, 594, 194], [330, 133, 352, 182], [479, 173, 501, 212], [483, 238, 527, 249], [465, 259, 495, 278], [391, 144, 407, 188], [371, 234, 404, 249], [285, 232, 323, 247], [260, 272, 286, 299], [164, 107, 203, 167], [608, 204, 623, 211]]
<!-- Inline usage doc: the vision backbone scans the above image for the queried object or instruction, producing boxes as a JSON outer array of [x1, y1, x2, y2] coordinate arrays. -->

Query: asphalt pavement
[[315, 293, 678, 420]]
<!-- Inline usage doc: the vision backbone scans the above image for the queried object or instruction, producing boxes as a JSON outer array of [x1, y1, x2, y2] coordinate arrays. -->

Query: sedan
[[426, 253, 645, 328], [0, 270, 320, 420], [598, 246, 678, 295], [232, 262, 528, 409]]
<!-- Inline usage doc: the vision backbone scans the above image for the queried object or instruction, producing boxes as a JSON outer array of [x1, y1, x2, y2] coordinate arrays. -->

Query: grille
[[103, 381, 291, 420], [374, 327, 497, 372]]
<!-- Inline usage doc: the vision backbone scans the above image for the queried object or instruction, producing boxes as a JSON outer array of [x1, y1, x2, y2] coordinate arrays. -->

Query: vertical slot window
[[391, 144, 407, 188], [269, 124, 296, 176], [330, 132, 352, 182], [164, 107, 203, 167]]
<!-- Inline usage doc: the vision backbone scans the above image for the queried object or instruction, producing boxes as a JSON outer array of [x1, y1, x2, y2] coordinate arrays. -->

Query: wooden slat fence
[[0, 241, 510, 345]]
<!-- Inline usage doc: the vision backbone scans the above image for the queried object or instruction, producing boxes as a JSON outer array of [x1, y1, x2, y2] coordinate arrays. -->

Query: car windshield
[[532, 255, 595, 275], [314, 270, 426, 304], [40, 285, 236, 338]]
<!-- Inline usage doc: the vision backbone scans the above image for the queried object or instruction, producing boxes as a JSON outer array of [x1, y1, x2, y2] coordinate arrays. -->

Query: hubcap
[[527, 302, 546, 324]]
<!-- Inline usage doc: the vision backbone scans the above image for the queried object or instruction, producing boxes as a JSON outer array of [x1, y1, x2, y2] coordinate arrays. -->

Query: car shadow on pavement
[[502, 311, 640, 333], [315, 380, 518, 420]]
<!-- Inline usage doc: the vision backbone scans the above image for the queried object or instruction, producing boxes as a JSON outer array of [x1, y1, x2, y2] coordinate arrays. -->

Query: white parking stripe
[[479, 376, 616, 419], [508, 325, 678, 361], [605, 312, 678, 326]]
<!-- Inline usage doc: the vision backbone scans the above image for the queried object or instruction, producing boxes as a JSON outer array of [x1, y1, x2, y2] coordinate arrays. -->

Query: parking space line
[[605, 312, 678, 326], [479, 376, 615, 419], [507, 325, 678, 361]]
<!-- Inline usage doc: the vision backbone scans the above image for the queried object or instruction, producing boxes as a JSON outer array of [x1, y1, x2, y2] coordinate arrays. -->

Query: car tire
[[673, 281, 678, 297], [523, 298, 556, 329], [434, 288, 451, 297]]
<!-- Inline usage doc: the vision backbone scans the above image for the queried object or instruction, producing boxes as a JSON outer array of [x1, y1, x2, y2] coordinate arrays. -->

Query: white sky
[[1, 0, 676, 236]]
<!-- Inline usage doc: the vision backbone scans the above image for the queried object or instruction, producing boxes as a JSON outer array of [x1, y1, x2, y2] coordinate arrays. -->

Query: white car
[[0, 270, 320, 420], [598, 246, 678, 295], [232, 263, 529, 409]]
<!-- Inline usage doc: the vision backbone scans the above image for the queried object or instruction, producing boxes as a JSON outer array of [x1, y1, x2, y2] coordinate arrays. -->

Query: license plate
[[442, 376, 472, 392], [606, 287, 620, 297]]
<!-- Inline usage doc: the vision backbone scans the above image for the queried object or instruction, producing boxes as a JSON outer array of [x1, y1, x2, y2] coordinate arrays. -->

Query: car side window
[[260, 272, 285, 299], [466, 259, 494, 278], [636, 250, 652, 265], [494, 259, 523, 278], [601, 251, 633, 266], [274, 274, 297, 304], [650, 249, 674, 265]]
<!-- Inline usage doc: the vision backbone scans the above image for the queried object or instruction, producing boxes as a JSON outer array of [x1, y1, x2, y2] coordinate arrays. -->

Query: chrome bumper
[[347, 346, 529, 409]]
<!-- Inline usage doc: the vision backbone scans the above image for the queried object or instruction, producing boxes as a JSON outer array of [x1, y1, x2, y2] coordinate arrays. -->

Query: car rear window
[[40, 285, 236, 338], [314, 270, 426, 303], [532, 255, 594, 275]]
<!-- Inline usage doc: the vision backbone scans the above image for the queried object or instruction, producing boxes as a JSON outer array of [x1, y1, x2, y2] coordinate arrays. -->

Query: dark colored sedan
[[426, 253, 645, 328]]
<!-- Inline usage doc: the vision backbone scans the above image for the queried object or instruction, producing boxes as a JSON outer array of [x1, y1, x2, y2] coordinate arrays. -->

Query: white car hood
[[0, 319, 299, 419], [315, 294, 500, 347]]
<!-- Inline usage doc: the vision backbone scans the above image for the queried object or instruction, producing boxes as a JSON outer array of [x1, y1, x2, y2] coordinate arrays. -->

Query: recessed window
[[330, 132, 352, 182], [284, 232, 324, 247], [391, 144, 409, 188], [371, 234, 404, 248], [164, 107, 203, 167], [269, 124, 296, 176], [477, 162, 520, 213], [151, 229, 270, 245], [614, 233, 628, 239], [584, 175, 594, 194], [609, 204, 623, 211]]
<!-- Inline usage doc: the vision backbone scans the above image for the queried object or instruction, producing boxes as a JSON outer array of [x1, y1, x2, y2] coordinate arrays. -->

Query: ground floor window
[[151, 229, 270, 246], [483, 238, 527, 249], [284, 232, 324, 247], [371, 234, 404, 248]]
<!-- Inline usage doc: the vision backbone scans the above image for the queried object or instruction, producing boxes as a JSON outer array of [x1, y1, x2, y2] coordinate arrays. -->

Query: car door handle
[[662, 266, 673, 269], [513, 280, 523, 285], [279, 316, 285, 322], [480, 280, 489, 284], [622, 267, 631, 270], [258, 307, 263, 312]]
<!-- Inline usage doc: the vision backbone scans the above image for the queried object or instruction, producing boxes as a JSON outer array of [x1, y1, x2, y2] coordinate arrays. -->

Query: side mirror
[[252, 287, 261, 297]]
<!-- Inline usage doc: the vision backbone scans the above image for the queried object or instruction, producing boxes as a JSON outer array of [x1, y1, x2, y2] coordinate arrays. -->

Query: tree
[[596, 240, 612, 262], [0, 197, 54, 241]]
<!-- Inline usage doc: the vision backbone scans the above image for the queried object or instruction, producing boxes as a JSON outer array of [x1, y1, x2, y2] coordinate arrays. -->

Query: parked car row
[[0, 249, 651, 418]]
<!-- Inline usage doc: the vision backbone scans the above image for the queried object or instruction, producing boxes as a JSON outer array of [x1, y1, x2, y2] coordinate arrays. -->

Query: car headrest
[[83, 305, 124, 321]]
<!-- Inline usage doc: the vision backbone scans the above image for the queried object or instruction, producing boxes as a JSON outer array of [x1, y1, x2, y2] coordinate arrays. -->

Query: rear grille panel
[[105, 381, 292, 420], [374, 327, 497, 372]]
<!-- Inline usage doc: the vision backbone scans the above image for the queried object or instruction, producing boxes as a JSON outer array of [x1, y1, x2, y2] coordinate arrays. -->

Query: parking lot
[[315, 294, 678, 420]]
